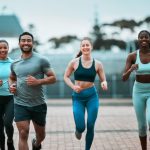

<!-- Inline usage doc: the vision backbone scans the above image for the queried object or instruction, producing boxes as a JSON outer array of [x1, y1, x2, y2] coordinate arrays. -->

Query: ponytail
[[76, 51, 82, 58]]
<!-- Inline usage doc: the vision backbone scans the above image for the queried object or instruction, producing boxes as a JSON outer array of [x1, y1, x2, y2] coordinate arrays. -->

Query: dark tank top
[[74, 57, 96, 82]]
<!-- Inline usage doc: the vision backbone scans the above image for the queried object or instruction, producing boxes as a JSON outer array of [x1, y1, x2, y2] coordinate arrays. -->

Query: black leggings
[[0, 95, 14, 144]]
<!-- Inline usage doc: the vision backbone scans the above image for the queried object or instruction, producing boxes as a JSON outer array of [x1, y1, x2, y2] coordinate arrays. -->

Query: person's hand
[[130, 64, 138, 72], [0, 80, 2, 87], [9, 83, 17, 94], [26, 75, 40, 86], [101, 81, 108, 91], [73, 85, 82, 93]]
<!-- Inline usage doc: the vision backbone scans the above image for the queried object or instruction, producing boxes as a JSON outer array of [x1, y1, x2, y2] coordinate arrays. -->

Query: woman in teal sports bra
[[0, 40, 15, 150], [122, 30, 150, 150], [64, 37, 108, 150]]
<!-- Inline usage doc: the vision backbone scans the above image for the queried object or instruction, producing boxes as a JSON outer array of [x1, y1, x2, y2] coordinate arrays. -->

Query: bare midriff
[[136, 74, 150, 83], [75, 80, 94, 90]]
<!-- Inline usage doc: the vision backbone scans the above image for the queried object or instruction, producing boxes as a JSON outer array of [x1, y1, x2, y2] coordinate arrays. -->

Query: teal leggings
[[72, 86, 99, 150], [133, 81, 150, 137]]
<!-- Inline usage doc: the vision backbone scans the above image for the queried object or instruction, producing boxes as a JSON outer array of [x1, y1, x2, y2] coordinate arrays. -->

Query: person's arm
[[39, 68, 56, 85], [64, 60, 75, 90], [26, 57, 56, 86], [0, 80, 2, 86], [63, 59, 82, 93], [122, 52, 138, 81], [9, 72, 17, 94], [96, 60, 108, 91], [26, 69, 56, 86]]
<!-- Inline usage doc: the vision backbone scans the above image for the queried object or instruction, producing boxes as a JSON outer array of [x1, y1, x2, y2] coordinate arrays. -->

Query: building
[[0, 14, 23, 37]]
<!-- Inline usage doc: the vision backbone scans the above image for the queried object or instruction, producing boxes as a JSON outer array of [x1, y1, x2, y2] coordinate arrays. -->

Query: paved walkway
[[12, 99, 150, 150]]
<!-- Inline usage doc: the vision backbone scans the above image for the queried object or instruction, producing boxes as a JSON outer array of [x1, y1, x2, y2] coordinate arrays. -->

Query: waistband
[[133, 81, 150, 93], [72, 86, 97, 98]]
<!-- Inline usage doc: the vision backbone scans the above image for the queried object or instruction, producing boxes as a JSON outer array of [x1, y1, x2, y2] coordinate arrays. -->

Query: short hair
[[19, 32, 34, 42], [0, 40, 9, 47], [138, 30, 150, 38]]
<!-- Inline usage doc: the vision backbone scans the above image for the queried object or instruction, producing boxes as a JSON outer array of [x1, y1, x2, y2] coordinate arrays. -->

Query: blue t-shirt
[[0, 57, 13, 96]]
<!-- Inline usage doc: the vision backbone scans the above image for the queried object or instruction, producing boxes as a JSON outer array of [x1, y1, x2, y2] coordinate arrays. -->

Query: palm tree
[[144, 16, 150, 30]]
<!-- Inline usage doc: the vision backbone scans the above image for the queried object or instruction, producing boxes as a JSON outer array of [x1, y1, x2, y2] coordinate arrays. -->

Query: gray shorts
[[14, 103, 47, 126]]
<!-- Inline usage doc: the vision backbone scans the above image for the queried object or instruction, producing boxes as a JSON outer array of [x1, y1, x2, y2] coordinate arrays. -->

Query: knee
[[76, 124, 85, 133], [19, 129, 29, 140], [87, 122, 94, 131]]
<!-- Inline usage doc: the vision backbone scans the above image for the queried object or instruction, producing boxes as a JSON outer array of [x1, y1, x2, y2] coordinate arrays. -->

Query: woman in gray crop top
[[64, 37, 107, 150], [122, 30, 150, 150]]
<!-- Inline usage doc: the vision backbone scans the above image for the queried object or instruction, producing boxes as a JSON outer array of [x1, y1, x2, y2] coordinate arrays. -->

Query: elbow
[[63, 75, 67, 82]]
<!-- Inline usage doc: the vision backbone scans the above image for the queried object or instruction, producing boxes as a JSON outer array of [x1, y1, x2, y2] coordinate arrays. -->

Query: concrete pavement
[[12, 99, 150, 150]]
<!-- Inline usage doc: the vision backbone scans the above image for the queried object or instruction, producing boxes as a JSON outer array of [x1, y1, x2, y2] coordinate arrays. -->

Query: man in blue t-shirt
[[9, 32, 56, 150]]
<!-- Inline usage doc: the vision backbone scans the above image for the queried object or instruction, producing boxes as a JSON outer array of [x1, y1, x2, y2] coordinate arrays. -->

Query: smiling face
[[0, 41, 9, 60], [80, 39, 93, 56], [19, 34, 33, 53], [138, 31, 150, 48]]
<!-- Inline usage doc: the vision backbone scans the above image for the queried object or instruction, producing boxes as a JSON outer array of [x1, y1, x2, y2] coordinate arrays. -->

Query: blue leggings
[[133, 81, 150, 137], [72, 86, 99, 150]]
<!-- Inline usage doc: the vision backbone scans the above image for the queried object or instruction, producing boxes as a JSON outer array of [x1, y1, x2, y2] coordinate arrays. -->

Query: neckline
[[138, 50, 150, 65], [80, 57, 94, 69]]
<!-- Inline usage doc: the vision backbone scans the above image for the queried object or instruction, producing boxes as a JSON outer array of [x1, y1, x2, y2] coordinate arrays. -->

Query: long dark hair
[[75, 37, 93, 58]]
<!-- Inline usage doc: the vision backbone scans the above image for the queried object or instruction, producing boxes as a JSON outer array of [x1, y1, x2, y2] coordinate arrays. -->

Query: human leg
[[72, 99, 86, 139], [3, 96, 15, 150], [31, 104, 47, 149], [139, 136, 147, 150], [133, 95, 147, 150], [86, 94, 99, 150], [133, 82, 148, 150], [16, 121, 30, 150], [32, 122, 45, 150], [146, 97, 150, 144], [4, 96, 14, 141], [14, 104, 31, 150], [0, 103, 5, 150]]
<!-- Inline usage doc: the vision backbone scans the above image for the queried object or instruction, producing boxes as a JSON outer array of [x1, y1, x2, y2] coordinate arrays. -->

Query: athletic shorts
[[14, 103, 47, 126]]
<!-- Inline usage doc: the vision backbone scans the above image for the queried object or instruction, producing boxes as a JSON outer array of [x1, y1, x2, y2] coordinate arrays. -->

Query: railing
[[44, 75, 135, 99]]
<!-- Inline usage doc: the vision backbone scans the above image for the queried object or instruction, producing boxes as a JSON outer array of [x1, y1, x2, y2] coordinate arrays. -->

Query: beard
[[20, 47, 33, 53]]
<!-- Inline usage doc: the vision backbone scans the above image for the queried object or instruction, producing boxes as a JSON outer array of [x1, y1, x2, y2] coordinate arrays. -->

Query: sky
[[0, 0, 150, 43]]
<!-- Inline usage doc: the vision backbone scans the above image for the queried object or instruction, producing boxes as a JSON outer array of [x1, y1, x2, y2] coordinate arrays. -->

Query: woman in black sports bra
[[64, 37, 107, 150]]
